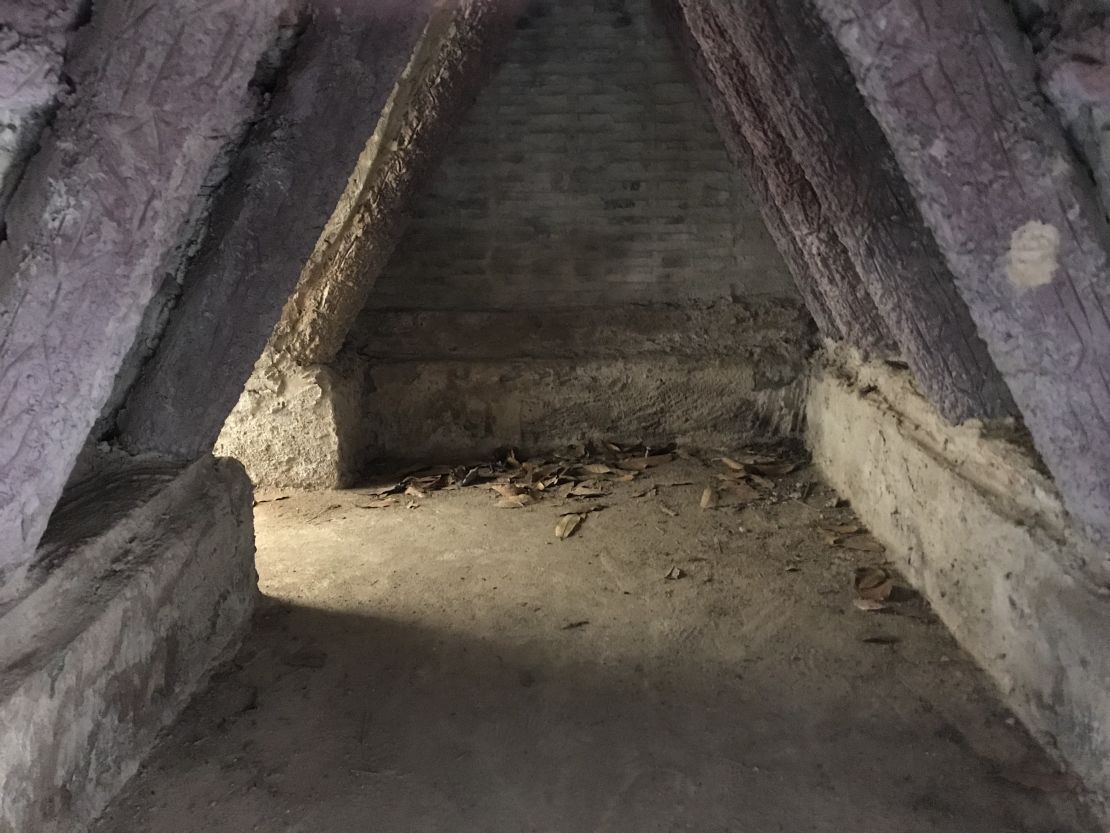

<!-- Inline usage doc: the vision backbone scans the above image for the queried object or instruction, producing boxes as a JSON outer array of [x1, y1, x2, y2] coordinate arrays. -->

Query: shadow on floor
[[95, 596, 1091, 833]]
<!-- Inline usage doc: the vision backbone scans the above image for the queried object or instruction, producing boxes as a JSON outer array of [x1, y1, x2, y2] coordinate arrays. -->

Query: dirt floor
[[94, 451, 1096, 832]]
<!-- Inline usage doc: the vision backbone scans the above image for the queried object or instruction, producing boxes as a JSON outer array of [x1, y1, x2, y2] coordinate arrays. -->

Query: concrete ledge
[[0, 454, 257, 833], [807, 350, 1110, 822], [359, 355, 806, 463], [216, 348, 361, 489]]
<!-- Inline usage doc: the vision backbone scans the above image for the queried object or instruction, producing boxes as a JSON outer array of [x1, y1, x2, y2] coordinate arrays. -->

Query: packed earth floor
[[95, 450, 1095, 832]]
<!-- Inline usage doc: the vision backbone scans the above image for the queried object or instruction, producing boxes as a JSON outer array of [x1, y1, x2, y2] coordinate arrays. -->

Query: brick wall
[[365, 0, 795, 311]]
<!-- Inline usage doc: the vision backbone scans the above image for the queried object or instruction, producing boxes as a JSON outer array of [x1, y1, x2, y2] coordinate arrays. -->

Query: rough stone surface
[[114, 1, 437, 459], [813, 0, 1110, 541], [808, 351, 1110, 826], [215, 349, 362, 489], [273, 0, 525, 365], [0, 0, 285, 599], [366, 0, 795, 313], [0, 0, 83, 223], [0, 454, 256, 833]]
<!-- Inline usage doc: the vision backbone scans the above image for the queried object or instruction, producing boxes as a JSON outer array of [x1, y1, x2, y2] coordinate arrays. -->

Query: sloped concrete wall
[[0, 454, 256, 833], [807, 350, 1110, 824]]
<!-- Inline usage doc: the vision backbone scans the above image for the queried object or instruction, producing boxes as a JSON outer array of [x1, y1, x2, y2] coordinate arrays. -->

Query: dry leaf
[[854, 567, 894, 601], [363, 483, 404, 497], [720, 480, 760, 502], [747, 473, 776, 491], [356, 499, 398, 509], [862, 634, 900, 645], [720, 456, 747, 472], [559, 504, 606, 516], [620, 453, 674, 471], [496, 495, 533, 509], [853, 598, 888, 612], [664, 566, 686, 580], [839, 534, 886, 553], [555, 514, 584, 540], [658, 502, 679, 517], [998, 768, 1081, 793], [632, 485, 659, 499], [568, 481, 607, 499], [578, 463, 613, 475], [700, 487, 717, 510], [820, 523, 862, 535], [751, 461, 799, 477]]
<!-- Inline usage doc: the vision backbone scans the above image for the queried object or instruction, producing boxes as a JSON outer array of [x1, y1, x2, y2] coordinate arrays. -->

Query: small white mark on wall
[[926, 138, 948, 161], [1006, 220, 1060, 290]]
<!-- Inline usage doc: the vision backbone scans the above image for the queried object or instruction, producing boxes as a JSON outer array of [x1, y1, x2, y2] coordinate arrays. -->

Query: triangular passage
[[343, 0, 812, 467], [368, 0, 792, 311]]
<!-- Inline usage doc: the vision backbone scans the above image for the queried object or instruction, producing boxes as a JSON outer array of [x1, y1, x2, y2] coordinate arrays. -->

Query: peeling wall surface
[[369, 0, 793, 310], [808, 351, 1110, 824]]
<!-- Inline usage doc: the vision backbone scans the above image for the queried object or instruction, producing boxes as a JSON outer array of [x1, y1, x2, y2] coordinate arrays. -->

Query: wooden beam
[[812, 0, 1110, 539], [0, 0, 284, 595], [271, 0, 525, 367], [679, 0, 1017, 423], [658, 0, 895, 354], [116, 2, 439, 458]]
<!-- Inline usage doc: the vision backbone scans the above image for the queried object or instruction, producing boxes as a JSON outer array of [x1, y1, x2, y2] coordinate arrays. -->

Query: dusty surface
[[95, 454, 1095, 832]]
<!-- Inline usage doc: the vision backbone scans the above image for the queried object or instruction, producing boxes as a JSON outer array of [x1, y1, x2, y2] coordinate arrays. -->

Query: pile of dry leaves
[[355, 441, 812, 541]]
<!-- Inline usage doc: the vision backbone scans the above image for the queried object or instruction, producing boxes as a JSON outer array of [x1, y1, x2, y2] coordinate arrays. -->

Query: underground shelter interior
[[3, 1, 1110, 831]]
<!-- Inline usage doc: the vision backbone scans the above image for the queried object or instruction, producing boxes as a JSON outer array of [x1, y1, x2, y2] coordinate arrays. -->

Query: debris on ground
[[997, 767, 1083, 794], [664, 566, 686, 580], [833, 534, 886, 553], [855, 566, 895, 602], [700, 487, 717, 510], [350, 441, 828, 557], [356, 498, 399, 509], [555, 513, 584, 540]]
